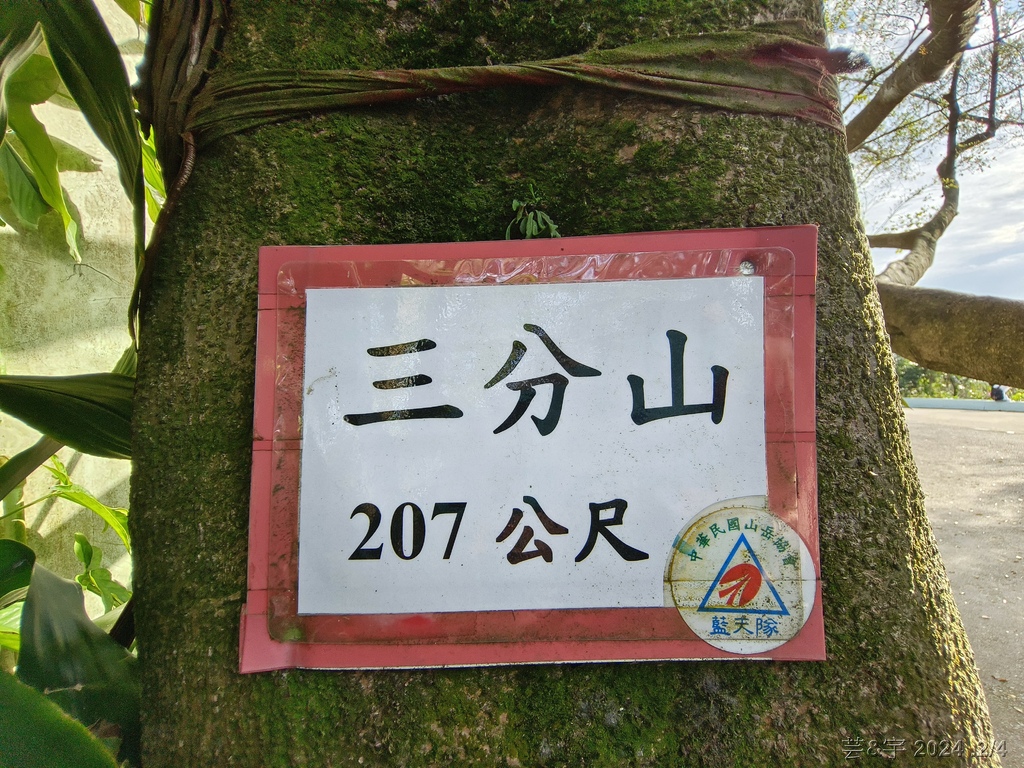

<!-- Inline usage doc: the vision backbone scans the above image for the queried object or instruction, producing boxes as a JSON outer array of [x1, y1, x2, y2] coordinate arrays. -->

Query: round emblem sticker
[[664, 496, 816, 654]]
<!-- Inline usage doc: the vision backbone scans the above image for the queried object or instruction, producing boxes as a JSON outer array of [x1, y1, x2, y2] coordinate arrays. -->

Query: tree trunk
[[131, 1, 998, 765]]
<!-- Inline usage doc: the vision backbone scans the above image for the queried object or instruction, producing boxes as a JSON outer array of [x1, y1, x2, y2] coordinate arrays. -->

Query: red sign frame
[[241, 227, 822, 671]]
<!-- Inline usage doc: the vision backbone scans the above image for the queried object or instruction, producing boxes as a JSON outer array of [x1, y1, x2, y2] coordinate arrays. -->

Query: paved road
[[905, 408, 1024, 766]]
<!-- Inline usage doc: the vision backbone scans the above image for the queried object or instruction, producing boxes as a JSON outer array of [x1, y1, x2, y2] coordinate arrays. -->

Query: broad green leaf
[[0, 538, 34, 597], [0, 140, 49, 230], [0, 373, 132, 459], [73, 531, 95, 568], [17, 565, 140, 767], [0, 586, 26, 609], [47, 458, 130, 552], [58, 488, 130, 551], [143, 183, 161, 222], [76, 567, 131, 613], [0, 7, 42, 140], [0, 600, 22, 651], [112, 344, 137, 377], [0, 668, 120, 768], [6, 52, 62, 105], [0, 454, 27, 542], [111, 0, 144, 26], [6, 99, 82, 259], [36, 0, 144, 272], [141, 129, 165, 221], [90, 601, 125, 634], [0, 435, 62, 503]]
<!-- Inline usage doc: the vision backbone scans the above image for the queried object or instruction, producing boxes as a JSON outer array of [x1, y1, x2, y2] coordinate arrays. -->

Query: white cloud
[[868, 144, 1024, 301]]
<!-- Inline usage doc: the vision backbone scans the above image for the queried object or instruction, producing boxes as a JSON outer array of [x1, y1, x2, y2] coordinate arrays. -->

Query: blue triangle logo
[[697, 534, 789, 616]]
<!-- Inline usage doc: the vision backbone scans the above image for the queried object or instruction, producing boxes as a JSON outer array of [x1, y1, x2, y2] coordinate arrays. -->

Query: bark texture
[[131, 1, 998, 765], [878, 281, 1024, 388]]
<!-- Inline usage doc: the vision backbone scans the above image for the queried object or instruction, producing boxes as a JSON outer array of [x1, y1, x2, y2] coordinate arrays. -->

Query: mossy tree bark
[[131, 1, 998, 765]]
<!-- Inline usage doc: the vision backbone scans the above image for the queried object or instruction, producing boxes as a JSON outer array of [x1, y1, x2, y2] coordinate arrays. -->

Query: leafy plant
[[0, 0, 145, 500], [73, 532, 130, 612], [0, 454, 27, 542], [0, 0, 144, 266], [0, 533, 138, 766], [894, 356, 994, 399], [10, 455, 131, 553], [505, 184, 561, 239], [0, 24, 141, 745], [17, 559, 140, 765]]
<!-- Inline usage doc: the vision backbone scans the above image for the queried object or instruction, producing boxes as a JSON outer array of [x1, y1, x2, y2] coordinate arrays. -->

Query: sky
[[866, 143, 1024, 302], [832, 0, 1024, 304]]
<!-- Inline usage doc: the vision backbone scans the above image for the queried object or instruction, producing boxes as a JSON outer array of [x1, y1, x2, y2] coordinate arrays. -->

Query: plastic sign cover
[[242, 228, 822, 671]]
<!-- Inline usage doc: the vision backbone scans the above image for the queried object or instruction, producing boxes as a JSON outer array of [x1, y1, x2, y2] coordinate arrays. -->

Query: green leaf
[[5, 130, 101, 173], [0, 435, 62, 503], [0, 669, 120, 768], [53, 135, 102, 172], [6, 98, 82, 259], [0, 140, 50, 230], [112, 344, 138, 377], [76, 566, 130, 613], [6, 53, 63, 105], [110, 0, 144, 26], [0, 8, 42, 140], [0, 455, 27, 542], [46, 459, 130, 552], [0, 373, 133, 460], [17, 565, 140, 767], [89, 601, 125, 634], [35, 0, 144, 272], [0, 538, 35, 598], [140, 128, 164, 221], [0, 600, 23, 651], [73, 531, 95, 568]]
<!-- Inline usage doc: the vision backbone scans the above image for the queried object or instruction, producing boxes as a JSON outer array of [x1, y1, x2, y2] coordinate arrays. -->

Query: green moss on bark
[[131, 0, 997, 765]]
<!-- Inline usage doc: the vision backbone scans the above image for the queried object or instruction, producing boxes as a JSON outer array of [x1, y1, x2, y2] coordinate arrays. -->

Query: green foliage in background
[[0, 0, 145, 270], [895, 355, 1020, 400]]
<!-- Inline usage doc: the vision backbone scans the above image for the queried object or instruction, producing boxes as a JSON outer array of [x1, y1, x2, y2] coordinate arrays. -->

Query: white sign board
[[297, 278, 765, 615]]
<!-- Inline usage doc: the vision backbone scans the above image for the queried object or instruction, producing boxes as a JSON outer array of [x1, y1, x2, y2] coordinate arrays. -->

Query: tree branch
[[846, 0, 983, 151], [873, 58, 964, 285], [842, 13, 928, 115], [957, 0, 1000, 150], [868, 231, 919, 249], [877, 282, 1024, 387], [871, 3, 1003, 288]]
